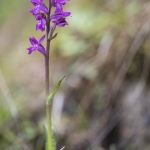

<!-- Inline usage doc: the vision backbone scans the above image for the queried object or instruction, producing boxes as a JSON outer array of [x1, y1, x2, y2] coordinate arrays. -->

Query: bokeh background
[[1, 0, 150, 150]]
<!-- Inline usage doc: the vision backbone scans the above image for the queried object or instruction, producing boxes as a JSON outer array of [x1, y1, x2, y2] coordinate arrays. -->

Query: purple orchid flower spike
[[27, 0, 71, 149], [27, 0, 71, 53], [27, 35, 46, 55]]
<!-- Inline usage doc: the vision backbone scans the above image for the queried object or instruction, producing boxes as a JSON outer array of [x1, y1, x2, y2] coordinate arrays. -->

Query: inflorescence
[[27, 0, 71, 55]]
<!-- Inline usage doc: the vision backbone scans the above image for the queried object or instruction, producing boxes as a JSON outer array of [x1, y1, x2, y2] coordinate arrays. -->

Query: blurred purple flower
[[51, 2, 71, 27], [27, 35, 46, 55]]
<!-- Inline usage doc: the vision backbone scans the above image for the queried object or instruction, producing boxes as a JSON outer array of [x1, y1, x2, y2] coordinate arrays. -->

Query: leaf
[[47, 76, 65, 105], [50, 33, 58, 41]]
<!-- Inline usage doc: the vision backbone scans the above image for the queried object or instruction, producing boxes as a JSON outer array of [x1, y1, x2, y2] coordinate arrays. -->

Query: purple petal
[[29, 5, 40, 16], [26, 47, 35, 54], [30, 0, 39, 6], [53, 17, 68, 27], [51, 3, 71, 20], [57, 21, 68, 27], [39, 0, 44, 4], [56, 0, 69, 5], [29, 37, 38, 45], [39, 35, 46, 44], [30, 0, 44, 6], [55, 3, 63, 12], [36, 18, 46, 32], [51, 11, 71, 20], [38, 45, 46, 54], [35, 14, 42, 20], [39, 5, 48, 14], [29, 5, 48, 16]]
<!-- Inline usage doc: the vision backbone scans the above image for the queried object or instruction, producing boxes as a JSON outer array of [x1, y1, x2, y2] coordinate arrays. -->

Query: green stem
[[46, 104, 53, 150]]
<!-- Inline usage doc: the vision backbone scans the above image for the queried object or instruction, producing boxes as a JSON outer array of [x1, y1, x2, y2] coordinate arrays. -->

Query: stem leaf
[[47, 76, 65, 105], [51, 32, 58, 41]]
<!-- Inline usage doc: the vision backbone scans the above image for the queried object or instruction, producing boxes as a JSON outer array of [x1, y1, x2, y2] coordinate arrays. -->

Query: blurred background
[[1, 0, 150, 150]]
